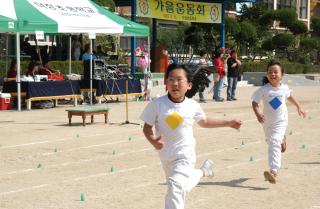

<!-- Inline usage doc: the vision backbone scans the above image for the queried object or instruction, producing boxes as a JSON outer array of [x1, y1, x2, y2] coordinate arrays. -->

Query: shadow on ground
[[297, 162, 320, 165], [198, 178, 268, 191]]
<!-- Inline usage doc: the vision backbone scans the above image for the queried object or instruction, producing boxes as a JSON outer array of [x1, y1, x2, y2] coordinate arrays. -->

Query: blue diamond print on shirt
[[269, 97, 282, 110]]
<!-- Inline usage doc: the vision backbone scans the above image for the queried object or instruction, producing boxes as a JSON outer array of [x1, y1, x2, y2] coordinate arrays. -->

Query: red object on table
[[48, 74, 64, 81]]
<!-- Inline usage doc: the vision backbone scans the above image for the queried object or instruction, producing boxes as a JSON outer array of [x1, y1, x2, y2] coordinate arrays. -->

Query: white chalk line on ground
[[1, 142, 318, 197], [0, 109, 318, 196], [1, 108, 318, 150], [0, 126, 310, 178], [1, 137, 266, 177], [0, 130, 141, 149], [41, 139, 137, 156], [0, 184, 49, 196], [0, 140, 264, 196], [87, 143, 320, 200], [1, 148, 152, 176], [69, 165, 148, 182]]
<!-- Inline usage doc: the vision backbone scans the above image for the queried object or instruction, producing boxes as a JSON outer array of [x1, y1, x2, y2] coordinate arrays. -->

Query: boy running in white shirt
[[251, 60, 306, 184], [140, 63, 242, 209]]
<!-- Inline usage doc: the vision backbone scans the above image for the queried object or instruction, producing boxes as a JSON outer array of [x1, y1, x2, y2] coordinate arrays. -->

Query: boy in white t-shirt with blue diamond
[[251, 60, 306, 184], [140, 63, 242, 209]]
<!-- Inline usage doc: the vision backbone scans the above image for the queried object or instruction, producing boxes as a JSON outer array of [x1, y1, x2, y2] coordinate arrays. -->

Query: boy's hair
[[213, 47, 224, 59], [166, 63, 193, 82], [230, 49, 237, 55], [262, 60, 285, 85], [84, 43, 90, 52], [199, 49, 207, 57]]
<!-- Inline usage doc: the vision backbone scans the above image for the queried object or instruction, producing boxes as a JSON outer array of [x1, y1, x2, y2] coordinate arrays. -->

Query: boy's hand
[[229, 120, 242, 129], [151, 135, 164, 150], [256, 113, 265, 124], [297, 107, 306, 118]]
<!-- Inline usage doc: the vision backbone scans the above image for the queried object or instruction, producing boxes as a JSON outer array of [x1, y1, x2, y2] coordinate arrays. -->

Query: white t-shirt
[[251, 83, 291, 125], [140, 95, 206, 161]]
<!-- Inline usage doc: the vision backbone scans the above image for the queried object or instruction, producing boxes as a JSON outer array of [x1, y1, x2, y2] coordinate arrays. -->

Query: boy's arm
[[252, 101, 265, 123], [288, 95, 306, 118], [142, 123, 164, 150], [198, 118, 242, 129], [236, 58, 241, 66]]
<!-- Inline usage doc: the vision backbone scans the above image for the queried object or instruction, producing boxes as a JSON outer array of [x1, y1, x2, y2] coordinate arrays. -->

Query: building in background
[[310, 0, 320, 16], [256, 0, 311, 29]]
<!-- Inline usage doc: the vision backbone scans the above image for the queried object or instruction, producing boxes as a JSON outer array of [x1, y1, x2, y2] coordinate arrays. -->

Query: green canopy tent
[[0, 0, 149, 110]]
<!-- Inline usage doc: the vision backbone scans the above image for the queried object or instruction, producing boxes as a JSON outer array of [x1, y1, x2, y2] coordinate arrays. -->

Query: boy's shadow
[[198, 178, 268, 191]]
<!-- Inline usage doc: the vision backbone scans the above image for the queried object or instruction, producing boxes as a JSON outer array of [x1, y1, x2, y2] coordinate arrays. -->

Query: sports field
[[0, 85, 319, 209]]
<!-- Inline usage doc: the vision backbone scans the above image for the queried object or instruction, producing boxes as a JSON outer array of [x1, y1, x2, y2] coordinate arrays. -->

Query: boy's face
[[267, 64, 283, 87], [167, 68, 192, 102]]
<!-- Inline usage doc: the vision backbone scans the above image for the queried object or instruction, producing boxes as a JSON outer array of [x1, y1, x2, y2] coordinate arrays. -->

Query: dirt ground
[[0, 85, 319, 209]]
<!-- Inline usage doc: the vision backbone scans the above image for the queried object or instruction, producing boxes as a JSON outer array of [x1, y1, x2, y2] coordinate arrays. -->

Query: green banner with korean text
[[137, 0, 221, 23]]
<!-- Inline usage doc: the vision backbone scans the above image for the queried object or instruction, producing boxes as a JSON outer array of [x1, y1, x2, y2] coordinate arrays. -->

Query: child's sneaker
[[201, 159, 214, 178], [264, 171, 276, 184]]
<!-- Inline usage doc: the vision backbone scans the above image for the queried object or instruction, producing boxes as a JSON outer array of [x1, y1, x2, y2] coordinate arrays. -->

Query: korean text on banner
[[136, 0, 221, 23]]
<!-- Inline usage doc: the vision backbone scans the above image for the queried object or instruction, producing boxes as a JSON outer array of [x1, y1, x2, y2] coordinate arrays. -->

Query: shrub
[[275, 8, 297, 28], [289, 20, 308, 35], [240, 61, 320, 74], [272, 33, 295, 50]]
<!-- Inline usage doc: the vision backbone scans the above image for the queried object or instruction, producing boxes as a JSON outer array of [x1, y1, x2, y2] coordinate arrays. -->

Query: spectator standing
[[226, 49, 241, 101], [7, 59, 17, 78], [73, 37, 81, 60], [212, 47, 228, 102], [198, 50, 208, 102]]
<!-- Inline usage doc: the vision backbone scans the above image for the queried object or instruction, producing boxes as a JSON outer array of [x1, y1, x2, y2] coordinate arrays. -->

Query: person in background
[[40, 45, 49, 65], [212, 47, 228, 102], [25, 61, 40, 77], [73, 37, 82, 61], [7, 59, 17, 78], [198, 49, 208, 102], [226, 49, 241, 101], [96, 45, 107, 59], [38, 61, 59, 75], [21, 37, 31, 55], [82, 43, 97, 104], [82, 43, 97, 61]]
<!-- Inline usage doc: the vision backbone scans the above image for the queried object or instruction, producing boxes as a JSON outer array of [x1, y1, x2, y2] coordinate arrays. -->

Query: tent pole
[[69, 35, 72, 75], [5, 34, 9, 74], [220, 1, 226, 48], [16, 32, 21, 111], [90, 39, 93, 106], [147, 36, 150, 74], [130, 0, 137, 75]]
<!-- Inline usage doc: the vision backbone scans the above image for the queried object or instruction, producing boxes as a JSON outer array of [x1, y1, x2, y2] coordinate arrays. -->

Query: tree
[[289, 20, 308, 35], [239, 3, 274, 60], [157, 22, 193, 63], [239, 3, 266, 25], [272, 33, 294, 50], [311, 16, 320, 36], [235, 21, 257, 57], [258, 10, 275, 28], [225, 17, 241, 38], [309, 17, 320, 64], [274, 8, 297, 28], [261, 38, 274, 51]]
